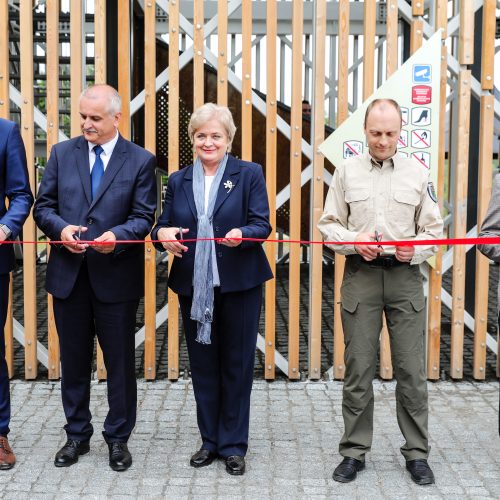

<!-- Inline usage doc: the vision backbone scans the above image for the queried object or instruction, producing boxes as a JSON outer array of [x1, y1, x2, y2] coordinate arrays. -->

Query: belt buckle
[[381, 256, 394, 269]]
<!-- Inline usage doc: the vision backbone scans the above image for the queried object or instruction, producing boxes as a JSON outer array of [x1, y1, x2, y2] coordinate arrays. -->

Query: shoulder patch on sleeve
[[427, 181, 437, 203]]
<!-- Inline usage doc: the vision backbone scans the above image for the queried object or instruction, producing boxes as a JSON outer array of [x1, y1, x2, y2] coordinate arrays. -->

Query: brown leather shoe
[[0, 436, 16, 470]]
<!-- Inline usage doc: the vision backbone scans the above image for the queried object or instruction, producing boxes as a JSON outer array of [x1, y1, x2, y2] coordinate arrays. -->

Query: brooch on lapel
[[223, 180, 234, 193]]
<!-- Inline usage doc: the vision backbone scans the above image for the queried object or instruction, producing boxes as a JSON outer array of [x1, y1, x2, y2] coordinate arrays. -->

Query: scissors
[[374, 230, 382, 250]]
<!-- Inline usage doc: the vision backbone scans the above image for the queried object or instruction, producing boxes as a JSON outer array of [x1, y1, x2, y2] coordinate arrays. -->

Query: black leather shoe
[[225, 455, 245, 475], [332, 457, 365, 483], [190, 448, 217, 468], [54, 439, 90, 467], [108, 442, 132, 472], [406, 459, 435, 485]]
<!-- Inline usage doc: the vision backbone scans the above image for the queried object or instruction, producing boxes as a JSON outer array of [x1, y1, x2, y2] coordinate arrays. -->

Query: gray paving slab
[[0, 379, 498, 499]]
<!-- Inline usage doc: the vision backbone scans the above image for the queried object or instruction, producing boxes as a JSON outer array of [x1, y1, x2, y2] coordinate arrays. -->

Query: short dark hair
[[364, 98, 402, 128]]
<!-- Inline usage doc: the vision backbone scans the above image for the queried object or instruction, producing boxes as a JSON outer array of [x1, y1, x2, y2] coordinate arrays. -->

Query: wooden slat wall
[[46, 0, 60, 380], [458, 0, 474, 66], [20, 0, 37, 380], [70, 0, 83, 137], [217, 0, 228, 106], [118, 0, 131, 139], [264, 0, 277, 380], [167, 0, 180, 381], [144, 0, 157, 380], [450, 70, 471, 379], [287, 0, 303, 379], [0, 0, 14, 379], [94, 0, 107, 380], [308, 0, 326, 380], [193, 0, 204, 110], [332, 0, 350, 381], [241, 0, 252, 161]]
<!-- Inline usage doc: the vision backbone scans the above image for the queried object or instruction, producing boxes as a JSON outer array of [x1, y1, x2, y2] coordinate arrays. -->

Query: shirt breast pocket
[[390, 190, 420, 228], [345, 188, 371, 223]]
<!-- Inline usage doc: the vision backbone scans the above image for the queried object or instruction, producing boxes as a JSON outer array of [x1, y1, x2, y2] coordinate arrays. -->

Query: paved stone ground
[[0, 379, 498, 499]]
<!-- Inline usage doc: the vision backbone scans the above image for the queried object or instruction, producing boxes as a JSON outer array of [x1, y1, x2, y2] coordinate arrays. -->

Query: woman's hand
[[157, 227, 189, 257], [219, 228, 243, 247]]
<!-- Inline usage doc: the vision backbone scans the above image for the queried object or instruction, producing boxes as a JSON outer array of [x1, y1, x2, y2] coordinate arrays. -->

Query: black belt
[[347, 254, 408, 269]]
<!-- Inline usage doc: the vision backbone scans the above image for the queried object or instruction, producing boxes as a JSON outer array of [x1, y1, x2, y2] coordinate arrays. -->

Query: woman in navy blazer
[[152, 104, 273, 475]]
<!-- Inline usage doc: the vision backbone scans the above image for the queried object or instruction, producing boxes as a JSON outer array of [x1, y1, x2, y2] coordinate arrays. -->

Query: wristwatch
[[0, 224, 12, 239]]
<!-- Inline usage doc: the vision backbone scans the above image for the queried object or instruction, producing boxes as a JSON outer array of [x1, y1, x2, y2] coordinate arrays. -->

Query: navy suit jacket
[[0, 119, 34, 275], [151, 155, 273, 296], [34, 134, 157, 302]]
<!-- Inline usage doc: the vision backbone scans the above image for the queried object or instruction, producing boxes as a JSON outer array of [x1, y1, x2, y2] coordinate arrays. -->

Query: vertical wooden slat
[[46, 0, 60, 380], [385, 0, 398, 77], [20, 0, 37, 379], [0, 0, 13, 379], [410, 19, 424, 53], [333, 0, 349, 381], [450, 70, 471, 380], [0, 0, 8, 118], [308, 0, 326, 380], [473, 96, 494, 379], [427, 43, 447, 379], [118, 0, 131, 138], [412, 0, 424, 16], [459, 0, 474, 66], [94, 0, 107, 379], [363, 0, 375, 99], [264, 0, 277, 380], [480, 0, 495, 90], [144, 0, 156, 380], [217, 0, 228, 106], [241, 0, 252, 161], [435, 0, 448, 38], [70, 0, 83, 137], [167, 0, 180, 380], [288, 0, 303, 379], [193, 0, 204, 109]]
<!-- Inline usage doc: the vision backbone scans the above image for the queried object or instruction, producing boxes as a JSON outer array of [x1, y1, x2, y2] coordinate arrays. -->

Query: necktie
[[91, 145, 104, 200]]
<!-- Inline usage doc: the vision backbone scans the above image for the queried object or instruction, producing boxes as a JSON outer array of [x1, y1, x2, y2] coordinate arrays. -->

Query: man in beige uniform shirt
[[318, 99, 443, 485]]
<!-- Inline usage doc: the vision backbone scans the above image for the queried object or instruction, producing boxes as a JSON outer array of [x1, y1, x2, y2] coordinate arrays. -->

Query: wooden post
[[288, 0, 303, 379], [427, 43, 447, 379], [363, 0, 375, 99], [193, 0, 204, 109], [412, 0, 424, 16], [410, 19, 424, 53], [20, 0, 37, 379], [94, 0, 107, 380], [46, 0, 60, 380], [167, 0, 180, 380], [217, 0, 228, 106], [118, 0, 131, 138], [333, 0, 350, 381], [450, 70, 471, 380], [308, 0, 326, 380], [264, 0, 277, 380], [144, 0, 157, 380], [241, 0, 252, 161], [70, 0, 83, 137], [459, 0, 474, 66], [480, 0, 495, 91]]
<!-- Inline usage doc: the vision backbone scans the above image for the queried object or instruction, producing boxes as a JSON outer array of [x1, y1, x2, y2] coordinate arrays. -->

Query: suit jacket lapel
[[74, 136, 92, 205], [182, 166, 198, 221], [90, 134, 127, 208], [213, 155, 241, 217]]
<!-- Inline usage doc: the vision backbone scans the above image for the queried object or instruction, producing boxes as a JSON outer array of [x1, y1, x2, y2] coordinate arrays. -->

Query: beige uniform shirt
[[317, 152, 443, 265]]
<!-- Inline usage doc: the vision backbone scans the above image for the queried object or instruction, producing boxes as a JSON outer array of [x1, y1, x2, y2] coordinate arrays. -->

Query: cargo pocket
[[341, 294, 359, 314], [410, 296, 425, 313]]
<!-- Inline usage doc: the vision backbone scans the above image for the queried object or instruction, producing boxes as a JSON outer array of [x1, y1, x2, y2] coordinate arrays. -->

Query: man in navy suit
[[34, 85, 156, 471], [0, 118, 33, 470]]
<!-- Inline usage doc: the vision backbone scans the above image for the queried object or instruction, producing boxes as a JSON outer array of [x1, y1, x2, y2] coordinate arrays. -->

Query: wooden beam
[[385, 0, 398, 78], [308, 0, 326, 380], [167, 0, 180, 380], [20, 0, 37, 379], [193, 0, 204, 109], [363, 0, 375, 99], [480, 0, 495, 90], [70, 0, 83, 137], [410, 19, 424, 53], [264, 0, 277, 380], [412, 0, 424, 17], [459, 0, 474, 66], [241, 0, 252, 161], [435, 0, 448, 38], [288, 0, 303, 379], [450, 70, 471, 380], [217, 0, 228, 106], [46, 0, 60, 380], [473, 95, 494, 379], [118, 0, 131, 138]]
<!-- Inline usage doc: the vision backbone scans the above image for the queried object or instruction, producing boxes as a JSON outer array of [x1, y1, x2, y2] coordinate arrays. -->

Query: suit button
[[215, 226, 219, 232], [218, 252, 222, 258], [87, 218, 94, 225]]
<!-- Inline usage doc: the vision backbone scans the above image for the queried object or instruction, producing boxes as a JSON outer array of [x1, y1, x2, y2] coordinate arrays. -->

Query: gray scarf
[[191, 153, 229, 344]]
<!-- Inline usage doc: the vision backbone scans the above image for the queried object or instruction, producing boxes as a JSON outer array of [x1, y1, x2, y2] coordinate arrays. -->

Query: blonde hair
[[188, 103, 237, 152]]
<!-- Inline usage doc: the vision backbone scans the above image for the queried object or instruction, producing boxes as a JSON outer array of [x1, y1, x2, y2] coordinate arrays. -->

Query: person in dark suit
[[33, 85, 156, 471], [151, 103, 273, 476], [0, 118, 33, 470]]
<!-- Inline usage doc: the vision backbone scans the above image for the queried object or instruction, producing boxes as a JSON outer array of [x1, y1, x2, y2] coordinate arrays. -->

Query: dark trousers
[[179, 285, 262, 458], [52, 262, 138, 443], [0, 274, 10, 437]]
